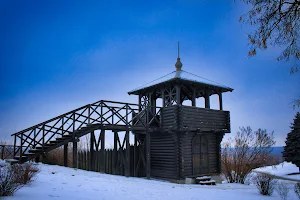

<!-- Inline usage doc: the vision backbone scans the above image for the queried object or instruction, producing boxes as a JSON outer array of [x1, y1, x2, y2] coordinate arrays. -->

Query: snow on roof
[[128, 70, 233, 94]]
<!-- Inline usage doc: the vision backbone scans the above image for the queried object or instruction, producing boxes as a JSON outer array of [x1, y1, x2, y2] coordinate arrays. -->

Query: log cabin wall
[[161, 105, 230, 133], [150, 131, 179, 179]]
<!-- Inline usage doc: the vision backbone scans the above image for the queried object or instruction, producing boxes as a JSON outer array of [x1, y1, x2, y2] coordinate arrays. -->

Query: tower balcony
[[161, 105, 230, 133]]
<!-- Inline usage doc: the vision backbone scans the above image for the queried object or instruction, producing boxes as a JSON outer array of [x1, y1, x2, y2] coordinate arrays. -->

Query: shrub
[[254, 173, 277, 196], [0, 161, 21, 196], [295, 182, 300, 199], [0, 161, 39, 197], [12, 163, 39, 184], [222, 127, 275, 184], [276, 181, 289, 200]]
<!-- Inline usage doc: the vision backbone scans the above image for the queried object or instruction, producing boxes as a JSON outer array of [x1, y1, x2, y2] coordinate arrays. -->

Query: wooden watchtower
[[129, 54, 233, 181], [11, 46, 233, 183]]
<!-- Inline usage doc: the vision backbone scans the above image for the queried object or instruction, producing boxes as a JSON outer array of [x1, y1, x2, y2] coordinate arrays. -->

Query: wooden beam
[[192, 88, 196, 106], [100, 129, 105, 172], [138, 94, 142, 112], [161, 89, 165, 107], [125, 130, 130, 177], [205, 92, 210, 109], [89, 131, 94, 171], [218, 92, 223, 110], [64, 143, 68, 167], [134, 134, 137, 177], [176, 85, 181, 105], [113, 131, 118, 174], [72, 141, 77, 168], [146, 130, 151, 179]]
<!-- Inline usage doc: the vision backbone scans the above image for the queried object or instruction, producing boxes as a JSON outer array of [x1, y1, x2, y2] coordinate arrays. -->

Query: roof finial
[[175, 41, 182, 72]]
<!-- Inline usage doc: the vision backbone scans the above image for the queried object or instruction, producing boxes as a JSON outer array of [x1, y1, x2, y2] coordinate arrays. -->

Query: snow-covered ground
[[2, 163, 299, 200], [253, 161, 300, 181]]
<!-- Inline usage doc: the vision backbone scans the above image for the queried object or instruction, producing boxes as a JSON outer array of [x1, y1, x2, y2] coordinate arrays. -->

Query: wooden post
[[146, 130, 151, 179], [89, 131, 94, 171], [113, 131, 118, 174], [218, 92, 223, 110], [72, 141, 77, 168], [205, 92, 210, 109], [161, 89, 165, 107], [20, 134, 23, 162], [138, 94, 142, 112], [100, 129, 105, 172], [125, 130, 130, 177], [192, 88, 196, 106], [1, 145, 4, 160], [13, 135, 16, 157], [72, 111, 77, 168], [134, 134, 137, 177], [176, 85, 181, 105], [64, 143, 68, 167], [35, 156, 40, 163], [33, 129, 37, 148]]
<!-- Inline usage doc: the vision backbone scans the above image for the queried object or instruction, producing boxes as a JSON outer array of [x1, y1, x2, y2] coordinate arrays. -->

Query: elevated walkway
[[11, 100, 161, 164]]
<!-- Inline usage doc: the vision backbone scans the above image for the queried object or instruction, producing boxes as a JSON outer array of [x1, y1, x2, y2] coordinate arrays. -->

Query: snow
[[2, 162, 299, 200], [253, 162, 300, 181]]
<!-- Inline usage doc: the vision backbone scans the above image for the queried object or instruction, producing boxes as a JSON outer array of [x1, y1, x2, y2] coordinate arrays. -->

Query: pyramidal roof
[[128, 70, 233, 95]]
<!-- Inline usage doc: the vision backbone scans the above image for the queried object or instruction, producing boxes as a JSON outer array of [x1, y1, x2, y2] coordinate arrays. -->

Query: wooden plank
[[64, 143, 68, 167], [72, 141, 77, 168], [125, 131, 130, 177]]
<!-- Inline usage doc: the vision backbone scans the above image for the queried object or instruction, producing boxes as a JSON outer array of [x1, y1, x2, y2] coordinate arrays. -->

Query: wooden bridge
[[11, 100, 161, 178]]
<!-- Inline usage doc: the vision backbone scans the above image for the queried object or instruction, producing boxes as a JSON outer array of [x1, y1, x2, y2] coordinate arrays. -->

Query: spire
[[175, 41, 182, 72]]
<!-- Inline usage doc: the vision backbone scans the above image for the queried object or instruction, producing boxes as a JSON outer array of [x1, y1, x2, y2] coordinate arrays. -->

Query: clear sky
[[0, 0, 299, 146]]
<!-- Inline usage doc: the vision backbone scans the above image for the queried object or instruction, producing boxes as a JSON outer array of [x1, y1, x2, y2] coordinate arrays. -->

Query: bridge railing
[[0, 145, 22, 160], [11, 100, 162, 159]]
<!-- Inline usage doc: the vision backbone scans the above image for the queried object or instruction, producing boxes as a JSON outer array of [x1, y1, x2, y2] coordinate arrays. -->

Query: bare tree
[[239, 0, 300, 72], [222, 127, 276, 184], [238, 0, 300, 107]]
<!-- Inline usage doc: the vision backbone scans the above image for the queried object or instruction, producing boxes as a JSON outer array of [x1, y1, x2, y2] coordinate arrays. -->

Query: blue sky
[[0, 0, 299, 146]]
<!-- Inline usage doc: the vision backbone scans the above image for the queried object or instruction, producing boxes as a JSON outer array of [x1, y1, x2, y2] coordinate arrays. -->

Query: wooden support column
[[64, 143, 68, 167], [1, 145, 4, 160], [204, 92, 210, 109], [72, 141, 78, 168], [146, 130, 151, 179], [134, 134, 138, 177], [150, 92, 156, 114], [138, 94, 142, 112], [192, 88, 196, 106], [113, 131, 118, 174], [89, 131, 94, 171], [35, 156, 40, 163], [218, 92, 223, 110], [176, 85, 181, 105], [161, 89, 165, 108], [125, 130, 130, 177], [100, 129, 105, 172]]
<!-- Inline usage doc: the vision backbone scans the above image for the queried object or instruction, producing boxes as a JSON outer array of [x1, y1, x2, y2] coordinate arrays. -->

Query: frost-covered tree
[[283, 112, 300, 172]]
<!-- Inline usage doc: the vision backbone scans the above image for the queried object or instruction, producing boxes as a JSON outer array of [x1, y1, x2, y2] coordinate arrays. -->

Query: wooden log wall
[[179, 106, 230, 132], [77, 145, 145, 177], [161, 105, 230, 132], [150, 132, 179, 179]]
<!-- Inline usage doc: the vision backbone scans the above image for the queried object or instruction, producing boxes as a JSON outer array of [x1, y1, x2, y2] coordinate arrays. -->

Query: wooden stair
[[196, 176, 216, 185], [13, 125, 99, 163]]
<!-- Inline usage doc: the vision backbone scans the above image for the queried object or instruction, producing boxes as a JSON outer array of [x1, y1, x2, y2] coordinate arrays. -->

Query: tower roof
[[128, 70, 233, 96]]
